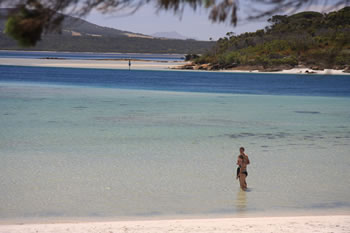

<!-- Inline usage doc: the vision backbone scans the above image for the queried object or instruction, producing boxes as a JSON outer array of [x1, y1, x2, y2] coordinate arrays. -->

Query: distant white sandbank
[[0, 215, 349, 233], [219, 67, 348, 75], [0, 58, 184, 70], [0, 58, 349, 75]]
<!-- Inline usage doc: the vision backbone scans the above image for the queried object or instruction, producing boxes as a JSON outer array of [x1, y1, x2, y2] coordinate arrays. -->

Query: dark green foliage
[[197, 7, 350, 69], [4, 7, 44, 47], [3, 3, 64, 47], [185, 54, 199, 61]]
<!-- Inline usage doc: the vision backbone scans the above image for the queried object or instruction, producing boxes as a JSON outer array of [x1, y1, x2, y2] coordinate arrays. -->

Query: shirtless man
[[236, 147, 250, 191]]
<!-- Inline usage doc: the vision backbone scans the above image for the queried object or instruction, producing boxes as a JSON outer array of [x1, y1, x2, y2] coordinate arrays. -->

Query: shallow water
[[1, 63, 350, 220], [1, 81, 349, 220]]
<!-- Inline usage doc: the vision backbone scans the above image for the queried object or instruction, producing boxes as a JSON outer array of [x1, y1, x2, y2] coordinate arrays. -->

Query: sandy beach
[[0, 215, 349, 233], [1, 58, 349, 75], [219, 67, 348, 75], [0, 58, 185, 70]]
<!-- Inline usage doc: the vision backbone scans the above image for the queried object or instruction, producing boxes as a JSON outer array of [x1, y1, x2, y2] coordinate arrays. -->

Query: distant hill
[[190, 7, 350, 71], [0, 8, 152, 39], [0, 9, 214, 54], [151, 31, 193, 40]]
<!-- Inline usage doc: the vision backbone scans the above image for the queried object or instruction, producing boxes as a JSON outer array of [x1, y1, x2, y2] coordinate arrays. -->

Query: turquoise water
[[1, 82, 350, 220]]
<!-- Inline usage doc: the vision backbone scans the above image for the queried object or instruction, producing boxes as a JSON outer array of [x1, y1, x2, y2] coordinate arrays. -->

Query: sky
[[85, 2, 270, 41], [84, 1, 348, 41]]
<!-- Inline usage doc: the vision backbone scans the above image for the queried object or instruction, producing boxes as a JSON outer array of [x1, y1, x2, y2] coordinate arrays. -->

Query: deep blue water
[[0, 50, 184, 61], [0, 65, 350, 97]]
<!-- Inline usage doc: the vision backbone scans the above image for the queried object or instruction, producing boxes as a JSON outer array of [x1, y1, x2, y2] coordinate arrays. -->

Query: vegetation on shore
[[187, 7, 350, 71]]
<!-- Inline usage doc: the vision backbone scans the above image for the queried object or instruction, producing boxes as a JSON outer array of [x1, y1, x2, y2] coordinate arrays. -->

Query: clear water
[[0, 65, 350, 221], [1, 65, 350, 97]]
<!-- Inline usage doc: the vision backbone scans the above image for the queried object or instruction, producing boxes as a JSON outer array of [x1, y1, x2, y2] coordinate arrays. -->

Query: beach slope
[[1, 215, 349, 233]]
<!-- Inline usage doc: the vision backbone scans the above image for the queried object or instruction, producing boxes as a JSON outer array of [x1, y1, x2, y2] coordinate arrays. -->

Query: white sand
[[0, 215, 349, 233], [0, 58, 184, 70], [1, 58, 348, 75], [278, 68, 346, 75], [219, 67, 348, 75]]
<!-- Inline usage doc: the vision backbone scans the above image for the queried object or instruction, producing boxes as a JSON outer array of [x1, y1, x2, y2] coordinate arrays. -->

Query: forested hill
[[192, 7, 350, 71], [0, 9, 214, 54]]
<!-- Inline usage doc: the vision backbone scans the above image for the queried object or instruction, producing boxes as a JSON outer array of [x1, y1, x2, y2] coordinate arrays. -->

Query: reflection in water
[[236, 189, 247, 214]]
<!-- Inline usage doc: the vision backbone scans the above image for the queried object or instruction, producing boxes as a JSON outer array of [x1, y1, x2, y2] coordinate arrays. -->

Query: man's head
[[239, 147, 245, 153]]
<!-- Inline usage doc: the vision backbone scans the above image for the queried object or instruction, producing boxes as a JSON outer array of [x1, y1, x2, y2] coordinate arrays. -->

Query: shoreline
[[1, 215, 349, 233], [174, 63, 350, 75], [1, 58, 350, 75], [1, 207, 349, 225]]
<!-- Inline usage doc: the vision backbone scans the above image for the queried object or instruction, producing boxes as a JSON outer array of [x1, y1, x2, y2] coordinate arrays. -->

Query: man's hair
[[240, 147, 245, 152]]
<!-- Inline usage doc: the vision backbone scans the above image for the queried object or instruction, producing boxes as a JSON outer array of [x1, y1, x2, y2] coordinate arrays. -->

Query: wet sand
[[1, 215, 349, 233]]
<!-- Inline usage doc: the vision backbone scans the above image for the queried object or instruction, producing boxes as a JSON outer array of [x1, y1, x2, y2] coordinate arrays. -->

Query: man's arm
[[245, 154, 250, 165]]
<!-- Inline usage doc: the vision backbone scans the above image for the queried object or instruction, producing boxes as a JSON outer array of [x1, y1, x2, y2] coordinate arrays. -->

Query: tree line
[[192, 7, 350, 70]]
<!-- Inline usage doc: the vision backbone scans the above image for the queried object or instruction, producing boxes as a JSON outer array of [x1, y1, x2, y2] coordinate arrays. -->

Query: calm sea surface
[[0, 64, 350, 221]]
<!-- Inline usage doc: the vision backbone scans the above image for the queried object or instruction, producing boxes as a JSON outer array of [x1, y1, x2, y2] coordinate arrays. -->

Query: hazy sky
[[85, 3, 269, 41], [84, 2, 348, 41]]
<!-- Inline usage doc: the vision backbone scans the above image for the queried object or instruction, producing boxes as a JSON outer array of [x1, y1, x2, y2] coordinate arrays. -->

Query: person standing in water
[[236, 147, 250, 191], [128, 59, 131, 71]]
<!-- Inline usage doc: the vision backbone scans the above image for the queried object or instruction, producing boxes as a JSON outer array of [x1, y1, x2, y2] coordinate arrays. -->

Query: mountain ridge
[[0, 9, 214, 53], [151, 31, 193, 40], [0, 8, 154, 39]]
